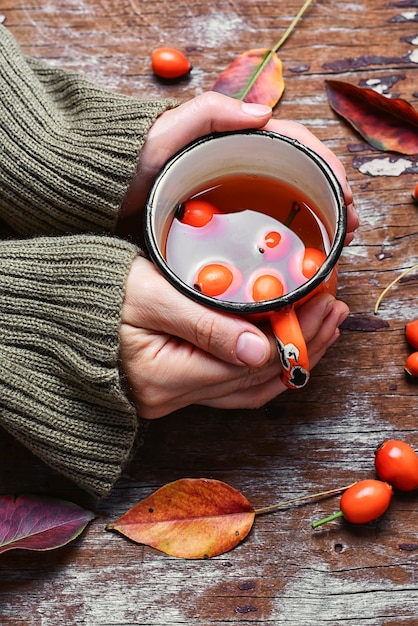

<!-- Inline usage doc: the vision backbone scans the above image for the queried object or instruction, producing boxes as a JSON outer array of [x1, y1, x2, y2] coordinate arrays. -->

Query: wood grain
[[1, 0, 418, 623]]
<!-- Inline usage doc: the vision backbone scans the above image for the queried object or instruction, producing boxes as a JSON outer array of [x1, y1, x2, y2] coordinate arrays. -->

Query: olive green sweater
[[0, 25, 177, 497]]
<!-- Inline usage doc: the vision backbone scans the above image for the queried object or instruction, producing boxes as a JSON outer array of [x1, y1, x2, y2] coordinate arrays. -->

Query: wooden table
[[1, 0, 418, 624]]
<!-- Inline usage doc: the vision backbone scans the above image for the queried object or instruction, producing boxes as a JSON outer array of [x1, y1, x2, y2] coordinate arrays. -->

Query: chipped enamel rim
[[144, 130, 347, 315]]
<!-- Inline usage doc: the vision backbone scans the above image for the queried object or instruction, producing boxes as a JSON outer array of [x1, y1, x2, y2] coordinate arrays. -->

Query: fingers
[[145, 92, 272, 161], [121, 259, 350, 419], [264, 119, 349, 199], [298, 294, 349, 368], [123, 256, 272, 367], [203, 295, 349, 411], [128, 295, 348, 418], [123, 333, 282, 418]]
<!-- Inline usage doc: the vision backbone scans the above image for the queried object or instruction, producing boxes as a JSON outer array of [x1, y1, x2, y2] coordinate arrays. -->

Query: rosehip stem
[[312, 510, 344, 529], [271, 0, 315, 54], [284, 201, 301, 228], [254, 483, 356, 516]]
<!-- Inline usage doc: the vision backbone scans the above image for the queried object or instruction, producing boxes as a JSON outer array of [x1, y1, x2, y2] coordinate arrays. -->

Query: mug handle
[[270, 307, 309, 390]]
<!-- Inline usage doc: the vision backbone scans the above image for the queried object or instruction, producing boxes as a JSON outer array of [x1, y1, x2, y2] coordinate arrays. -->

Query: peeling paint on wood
[[353, 155, 418, 176], [323, 53, 414, 71], [2, 0, 418, 624]]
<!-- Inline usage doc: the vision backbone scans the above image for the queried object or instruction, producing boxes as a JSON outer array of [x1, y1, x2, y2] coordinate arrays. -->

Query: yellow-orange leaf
[[106, 478, 255, 559], [212, 49, 285, 108]]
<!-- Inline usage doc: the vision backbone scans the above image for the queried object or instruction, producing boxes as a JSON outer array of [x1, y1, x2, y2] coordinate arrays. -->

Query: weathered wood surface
[[1, 0, 418, 624]]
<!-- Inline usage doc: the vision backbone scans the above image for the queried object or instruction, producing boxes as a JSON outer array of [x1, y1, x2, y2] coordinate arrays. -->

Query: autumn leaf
[[0, 494, 95, 554], [213, 49, 284, 107], [106, 478, 355, 560], [212, 0, 314, 107], [325, 80, 418, 155], [106, 478, 255, 559]]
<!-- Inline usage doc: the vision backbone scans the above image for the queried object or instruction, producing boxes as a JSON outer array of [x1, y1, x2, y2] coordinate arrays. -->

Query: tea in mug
[[165, 173, 331, 304]]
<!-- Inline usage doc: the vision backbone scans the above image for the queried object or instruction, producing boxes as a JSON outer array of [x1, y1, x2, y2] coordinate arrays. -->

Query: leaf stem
[[312, 510, 344, 529], [239, 0, 315, 101], [272, 0, 315, 54], [254, 482, 356, 516], [374, 263, 418, 314]]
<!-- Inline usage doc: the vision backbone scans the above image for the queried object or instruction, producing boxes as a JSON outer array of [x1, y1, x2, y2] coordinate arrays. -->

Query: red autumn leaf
[[212, 48, 285, 108], [106, 478, 255, 559], [325, 79, 418, 155], [0, 494, 95, 554], [211, 0, 315, 108]]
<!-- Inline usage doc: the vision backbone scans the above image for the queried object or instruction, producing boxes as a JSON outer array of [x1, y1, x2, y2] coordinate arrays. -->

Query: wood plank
[[1, 0, 418, 623]]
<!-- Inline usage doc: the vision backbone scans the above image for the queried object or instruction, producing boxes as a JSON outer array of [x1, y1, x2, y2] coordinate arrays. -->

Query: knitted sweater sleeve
[[0, 25, 178, 497], [0, 24, 177, 236], [0, 236, 140, 497]]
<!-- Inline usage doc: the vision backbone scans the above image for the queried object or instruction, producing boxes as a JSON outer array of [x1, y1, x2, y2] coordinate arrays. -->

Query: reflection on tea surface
[[165, 173, 330, 304]]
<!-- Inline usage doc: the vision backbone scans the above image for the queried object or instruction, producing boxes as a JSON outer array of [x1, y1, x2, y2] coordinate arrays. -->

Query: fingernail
[[241, 102, 272, 117], [327, 328, 340, 348], [338, 309, 349, 327], [236, 332, 268, 366]]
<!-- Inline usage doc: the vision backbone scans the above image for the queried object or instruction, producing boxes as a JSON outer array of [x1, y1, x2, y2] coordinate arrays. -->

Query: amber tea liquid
[[165, 173, 331, 303]]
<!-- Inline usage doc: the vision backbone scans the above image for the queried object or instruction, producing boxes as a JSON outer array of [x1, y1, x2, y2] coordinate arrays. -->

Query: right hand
[[119, 256, 349, 419]]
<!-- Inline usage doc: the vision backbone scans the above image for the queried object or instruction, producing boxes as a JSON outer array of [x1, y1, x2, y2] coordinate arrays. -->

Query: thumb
[[123, 256, 272, 367], [119, 93, 272, 230], [153, 92, 273, 150]]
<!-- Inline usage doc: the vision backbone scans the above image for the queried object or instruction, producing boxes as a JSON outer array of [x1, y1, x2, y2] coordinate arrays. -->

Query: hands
[[120, 256, 349, 419], [119, 91, 357, 419]]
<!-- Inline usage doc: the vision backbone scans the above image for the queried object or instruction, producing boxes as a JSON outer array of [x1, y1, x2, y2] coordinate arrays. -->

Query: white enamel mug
[[144, 130, 346, 389]]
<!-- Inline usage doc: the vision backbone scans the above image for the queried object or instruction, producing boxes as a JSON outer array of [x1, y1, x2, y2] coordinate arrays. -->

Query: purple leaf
[[0, 494, 95, 554]]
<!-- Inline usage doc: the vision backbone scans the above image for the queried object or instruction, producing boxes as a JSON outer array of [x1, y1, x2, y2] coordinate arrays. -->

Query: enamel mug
[[144, 130, 346, 389]]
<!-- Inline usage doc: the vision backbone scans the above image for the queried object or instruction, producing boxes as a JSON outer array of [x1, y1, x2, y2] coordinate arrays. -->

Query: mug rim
[[144, 129, 347, 315]]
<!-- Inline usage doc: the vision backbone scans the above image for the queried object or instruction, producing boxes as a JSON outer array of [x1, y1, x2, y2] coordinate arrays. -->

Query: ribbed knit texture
[[0, 25, 178, 496], [0, 236, 141, 496], [0, 24, 177, 236]]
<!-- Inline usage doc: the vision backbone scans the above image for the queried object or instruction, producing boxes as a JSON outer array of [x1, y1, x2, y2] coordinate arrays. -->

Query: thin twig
[[374, 263, 418, 314], [254, 482, 356, 516]]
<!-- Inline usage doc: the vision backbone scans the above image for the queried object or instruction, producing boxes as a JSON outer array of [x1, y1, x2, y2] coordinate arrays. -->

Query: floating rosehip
[[252, 274, 284, 302], [194, 263, 234, 297], [302, 248, 326, 279], [176, 199, 219, 227]]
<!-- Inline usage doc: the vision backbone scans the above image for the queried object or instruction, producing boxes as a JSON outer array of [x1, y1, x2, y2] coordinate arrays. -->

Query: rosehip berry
[[340, 480, 393, 524], [151, 47, 191, 79], [375, 439, 418, 491], [194, 263, 233, 297], [176, 199, 219, 227], [405, 351, 418, 378], [252, 274, 284, 302], [405, 319, 418, 350], [312, 479, 393, 528], [302, 248, 326, 279]]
